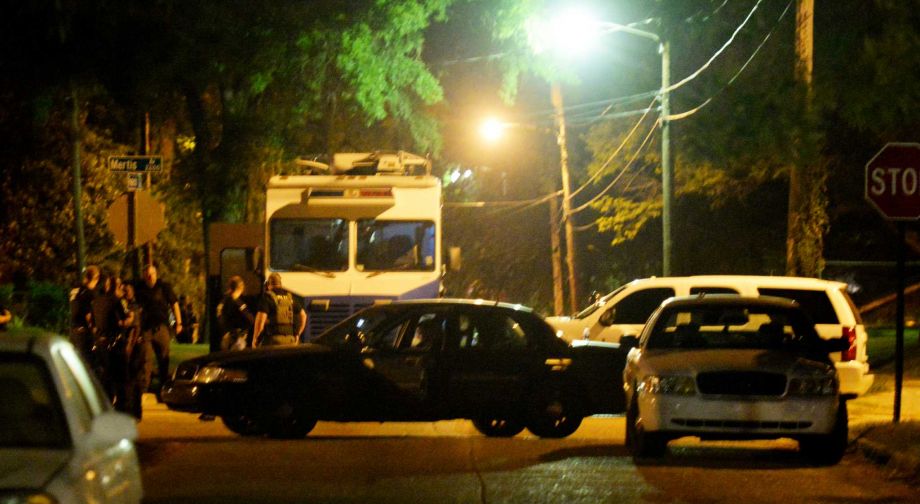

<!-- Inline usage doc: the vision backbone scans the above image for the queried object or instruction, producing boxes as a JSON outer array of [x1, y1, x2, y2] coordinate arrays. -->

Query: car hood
[[0, 449, 70, 489], [638, 349, 834, 377], [185, 342, 334, 366]]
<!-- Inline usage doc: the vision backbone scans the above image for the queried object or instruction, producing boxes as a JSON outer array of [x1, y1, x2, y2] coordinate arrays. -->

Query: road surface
[[136, 397, 916, 503]]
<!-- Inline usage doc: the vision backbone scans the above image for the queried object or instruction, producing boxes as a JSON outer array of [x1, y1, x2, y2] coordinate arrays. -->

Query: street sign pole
[[894, 222, 905, 423], [864, 142, 920, 424]]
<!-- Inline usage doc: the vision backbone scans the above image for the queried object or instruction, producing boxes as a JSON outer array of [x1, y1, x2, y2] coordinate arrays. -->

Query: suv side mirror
[[619, 335, 639, 351], [598, 308, 615, 326]]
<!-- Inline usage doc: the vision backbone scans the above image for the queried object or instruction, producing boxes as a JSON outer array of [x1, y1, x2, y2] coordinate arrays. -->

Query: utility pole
[[55, 0, 86, 276], [787, 0, 817, 276], [549, 195, 565, 315], [660, 39, 672, 276], [551, 83, 579, 314], [69, 85, 86, 275]]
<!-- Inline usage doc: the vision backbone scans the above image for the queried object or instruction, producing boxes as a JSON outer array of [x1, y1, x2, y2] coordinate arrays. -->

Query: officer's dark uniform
[[256, 289, 302, 346]]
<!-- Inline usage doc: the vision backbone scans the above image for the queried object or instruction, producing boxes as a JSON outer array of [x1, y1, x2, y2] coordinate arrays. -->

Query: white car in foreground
[[0, 330, 142, 503], [622, 295, 849, 464]]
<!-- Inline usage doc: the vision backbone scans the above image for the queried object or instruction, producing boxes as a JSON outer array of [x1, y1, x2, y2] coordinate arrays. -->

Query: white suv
[[546, 276, 873, 397]]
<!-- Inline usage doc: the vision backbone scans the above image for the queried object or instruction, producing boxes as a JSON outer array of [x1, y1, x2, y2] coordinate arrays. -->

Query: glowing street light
[[530, 10, 674, 276], [479, 117, 509, 143]]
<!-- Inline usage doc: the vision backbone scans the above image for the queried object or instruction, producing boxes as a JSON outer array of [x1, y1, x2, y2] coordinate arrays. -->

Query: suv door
[[595, 287, 675, 342]]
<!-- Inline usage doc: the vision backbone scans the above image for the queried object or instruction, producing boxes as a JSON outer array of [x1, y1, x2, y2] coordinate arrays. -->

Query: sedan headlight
[[638, 375, 696, 395], [192, 366, 248, 384], [787, 376, 837, 396], [0, 491, 58, 504]]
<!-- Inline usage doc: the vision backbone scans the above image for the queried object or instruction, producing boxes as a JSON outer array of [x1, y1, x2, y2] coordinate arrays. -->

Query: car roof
[[381, 298, 536, 314], [0, 328, 64, 355], [624, 275, 847, 290], [660, 294, 801, 310]]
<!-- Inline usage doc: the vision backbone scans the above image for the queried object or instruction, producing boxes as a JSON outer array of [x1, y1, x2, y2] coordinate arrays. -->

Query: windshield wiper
[[291, 264, 337, 278]]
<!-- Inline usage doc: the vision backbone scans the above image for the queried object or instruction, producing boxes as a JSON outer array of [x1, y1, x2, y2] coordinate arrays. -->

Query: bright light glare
[[479, 117, 507, 143], [529, 8, 600, 56]]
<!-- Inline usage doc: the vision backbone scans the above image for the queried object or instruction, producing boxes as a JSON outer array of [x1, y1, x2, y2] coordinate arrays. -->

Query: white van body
[[545, 276, 873, 397]]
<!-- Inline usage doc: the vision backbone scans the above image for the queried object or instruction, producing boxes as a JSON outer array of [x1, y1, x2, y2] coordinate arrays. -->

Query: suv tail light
[[841, 326, 857, 361]]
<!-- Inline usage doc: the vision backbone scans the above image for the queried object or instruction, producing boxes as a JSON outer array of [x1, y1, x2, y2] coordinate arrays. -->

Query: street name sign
[[108, 155, 163, 173], [865, 142, 920, 220]]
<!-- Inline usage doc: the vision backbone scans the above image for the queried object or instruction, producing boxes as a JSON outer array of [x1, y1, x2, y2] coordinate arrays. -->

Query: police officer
[[252, 273, 306, 347], [135, 264, 182, 399], [70, 265, 100, 363], [218, 275, 253, 351]]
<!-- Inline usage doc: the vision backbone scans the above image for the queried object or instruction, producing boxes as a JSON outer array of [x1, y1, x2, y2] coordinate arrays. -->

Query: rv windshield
[[356, 220, 435, 272], [270, 218, 348, 272]]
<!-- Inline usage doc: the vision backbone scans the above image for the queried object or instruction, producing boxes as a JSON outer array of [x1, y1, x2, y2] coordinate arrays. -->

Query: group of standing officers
[[217, 272, 306, 351], [70, 265, 307, 419], [70, 263, 182, 419]]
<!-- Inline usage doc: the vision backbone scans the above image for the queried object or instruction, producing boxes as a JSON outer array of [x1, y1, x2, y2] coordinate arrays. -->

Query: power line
[[521, 90, 659, 120], [664, 0, 764, 95], [568, 119, 659, 216], [567, 97, 658, 201], [668, 0, 793, 121], [684, 0, 731, 24]]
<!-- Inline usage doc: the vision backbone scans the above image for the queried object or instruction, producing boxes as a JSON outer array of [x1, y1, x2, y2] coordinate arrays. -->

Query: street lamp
[[531, 14, 674, 276], [479, 117, 509, 143]]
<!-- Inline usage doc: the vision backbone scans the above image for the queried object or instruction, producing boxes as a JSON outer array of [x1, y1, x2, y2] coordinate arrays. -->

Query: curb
[[857, 438, 920, 483]]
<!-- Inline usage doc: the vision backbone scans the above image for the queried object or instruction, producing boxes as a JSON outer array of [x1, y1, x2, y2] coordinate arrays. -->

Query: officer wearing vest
[[252, 273, 306, 347]]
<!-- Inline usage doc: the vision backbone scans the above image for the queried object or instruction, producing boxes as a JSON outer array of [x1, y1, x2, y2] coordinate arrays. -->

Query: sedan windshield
[[315, 307, 391, 348], [0, 356, 69, 448], [645, 304, 819, 351]]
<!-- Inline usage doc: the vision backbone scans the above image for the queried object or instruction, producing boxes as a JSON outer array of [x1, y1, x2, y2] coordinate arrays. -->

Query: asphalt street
[[136, 395, 918, 503]]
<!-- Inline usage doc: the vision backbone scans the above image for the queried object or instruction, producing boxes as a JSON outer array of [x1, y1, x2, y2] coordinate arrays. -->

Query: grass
[[867, 327, 920, 368], [168, 342, 210, 371]]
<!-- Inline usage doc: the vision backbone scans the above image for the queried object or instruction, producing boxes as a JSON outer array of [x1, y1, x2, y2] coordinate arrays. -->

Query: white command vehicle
[[622, 295, 849, 464], [266, 151, 442, 340], [546, 275, 873, 397], [0, 330, 143, 503]]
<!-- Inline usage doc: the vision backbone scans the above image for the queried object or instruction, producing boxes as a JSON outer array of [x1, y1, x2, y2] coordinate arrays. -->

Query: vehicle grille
[[671, 419, 812, 430], [696, 371, 787, 396], [307, 301, 374, 337]]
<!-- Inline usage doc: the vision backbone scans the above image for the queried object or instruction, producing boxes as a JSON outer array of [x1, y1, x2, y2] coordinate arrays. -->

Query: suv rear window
[[757, 288, 838, 324]]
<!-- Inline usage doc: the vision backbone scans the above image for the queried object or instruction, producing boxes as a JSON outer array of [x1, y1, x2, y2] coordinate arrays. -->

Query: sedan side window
[[612, 288, 676, 324], [456, 312, 528, 350]]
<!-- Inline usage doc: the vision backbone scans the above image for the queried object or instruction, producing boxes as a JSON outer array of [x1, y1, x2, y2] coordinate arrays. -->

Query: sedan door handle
[[403, 356, 422, 366]]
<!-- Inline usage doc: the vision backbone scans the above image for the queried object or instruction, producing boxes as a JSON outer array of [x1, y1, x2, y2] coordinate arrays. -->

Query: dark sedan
[[162, 299, 626, 439]]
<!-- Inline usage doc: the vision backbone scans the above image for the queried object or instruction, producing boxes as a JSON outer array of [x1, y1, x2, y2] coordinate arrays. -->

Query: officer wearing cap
[[252, 273, 306, 347]]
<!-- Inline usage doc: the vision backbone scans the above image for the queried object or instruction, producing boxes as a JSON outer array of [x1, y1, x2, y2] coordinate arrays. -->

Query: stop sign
[[865, 142, 920, 220]]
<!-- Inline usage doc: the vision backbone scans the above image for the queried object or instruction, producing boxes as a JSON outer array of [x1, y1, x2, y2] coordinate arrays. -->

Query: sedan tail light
[[841, 326, 857, 361]]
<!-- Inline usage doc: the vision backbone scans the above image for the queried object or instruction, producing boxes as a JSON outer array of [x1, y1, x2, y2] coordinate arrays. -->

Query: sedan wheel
[[263, 401, 317, 439], [626, 397, 667, 458], [526, 388, 582, 439], [799, 399, 848, 465], [221, 414, 264, 437], [472, 417, 525, 438]]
